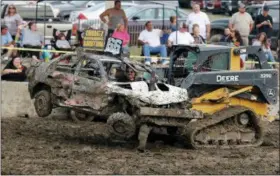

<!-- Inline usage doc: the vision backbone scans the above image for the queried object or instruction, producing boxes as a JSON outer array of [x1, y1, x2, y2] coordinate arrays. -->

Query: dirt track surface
[[1, 116, 279, 175]]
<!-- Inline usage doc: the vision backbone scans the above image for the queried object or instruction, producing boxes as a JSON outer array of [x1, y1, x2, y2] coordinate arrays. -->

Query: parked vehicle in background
[[221, 0, 240, 15], [1, 2, 72, 42], [178, 0, 192, 8], [69, 2, 137, 22], [206, 0, 222, 13], [178, 0, 208, 9], [192, 0, 208, 9], [206, 0, 239, 15], [72, 4, 188, 46], [210, 2, 279, 51], [48, 1, 103, 20], [1, 1, 28, 5], [206, 0, 275, 16]]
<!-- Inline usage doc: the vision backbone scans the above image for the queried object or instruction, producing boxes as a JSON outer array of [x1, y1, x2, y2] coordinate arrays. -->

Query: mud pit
[[1, 116, 279, 175]]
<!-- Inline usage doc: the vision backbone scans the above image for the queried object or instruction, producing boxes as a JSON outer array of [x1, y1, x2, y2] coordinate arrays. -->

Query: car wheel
[[70, 110, 94, 122], [34, 89, 53, 117], [107, 112, 136, 140]]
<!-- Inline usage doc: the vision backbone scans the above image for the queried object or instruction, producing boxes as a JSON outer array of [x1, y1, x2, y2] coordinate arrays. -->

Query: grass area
[[130, 46, 142, 56]]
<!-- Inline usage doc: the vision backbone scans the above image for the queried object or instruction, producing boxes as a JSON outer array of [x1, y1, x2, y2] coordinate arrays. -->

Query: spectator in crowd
[[1, 56, 27, 82], [229, 3, 254, 46], [100, 0, 128, 44], [253, 32, 275, 62], [228, 29, 243, 47], [3, 5, 22, 40], [56, 33, 71, 49], [167, 22, 194, 47], [112, 23, 130, 54], [50, 33, 71, 60], [186, 3, 210, 41], [169, 16, 177, 32], [228, 29, 247, 62], [255, 5, 273, 38], [160, 16, 178, 45], [138, 21, 168, 66], [1, 25, 15, 61], [192, 24, 205, 44], [220, 28, 231, 42], [126, 67, 136, 82], [18, 22, 43, 60]]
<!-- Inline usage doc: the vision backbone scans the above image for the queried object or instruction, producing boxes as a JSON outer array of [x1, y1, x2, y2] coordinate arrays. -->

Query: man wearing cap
[[255, 5, 273, 38], [229, 3, 254, 46]]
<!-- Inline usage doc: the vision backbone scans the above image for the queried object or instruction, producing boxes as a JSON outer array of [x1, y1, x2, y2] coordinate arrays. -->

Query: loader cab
[[161, 44, 232, 84], [159, 45, 272, 85]]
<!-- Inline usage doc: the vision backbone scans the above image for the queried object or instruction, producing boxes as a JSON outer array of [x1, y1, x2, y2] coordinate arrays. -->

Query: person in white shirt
[[186, 3, 210, 40], [167, 22, 194, 47], [138, 21, 168, 65]]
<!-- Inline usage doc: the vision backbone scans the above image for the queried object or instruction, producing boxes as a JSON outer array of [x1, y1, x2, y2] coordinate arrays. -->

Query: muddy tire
[[70, 110, 94, 122], [34, 89, 53, 117], [107, 112, 136, 140]]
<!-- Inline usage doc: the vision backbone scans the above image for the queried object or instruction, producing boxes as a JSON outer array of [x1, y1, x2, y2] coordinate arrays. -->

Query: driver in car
[[126, 67, 136, 81], [115, 67, 136, 82]]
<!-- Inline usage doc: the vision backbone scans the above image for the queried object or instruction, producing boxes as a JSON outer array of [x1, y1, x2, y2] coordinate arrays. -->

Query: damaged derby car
[[27, 50, 202, 150]]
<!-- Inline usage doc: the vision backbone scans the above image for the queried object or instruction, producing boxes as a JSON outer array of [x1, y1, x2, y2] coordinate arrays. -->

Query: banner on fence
[[83, 29, 105, 50]]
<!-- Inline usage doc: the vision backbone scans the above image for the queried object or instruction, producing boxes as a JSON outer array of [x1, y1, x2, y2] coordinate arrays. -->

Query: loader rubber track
[[183, 106, 264, 149]]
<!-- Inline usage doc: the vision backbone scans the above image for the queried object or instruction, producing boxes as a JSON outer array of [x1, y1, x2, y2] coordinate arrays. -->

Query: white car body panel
[[107, 81, 189, 105]]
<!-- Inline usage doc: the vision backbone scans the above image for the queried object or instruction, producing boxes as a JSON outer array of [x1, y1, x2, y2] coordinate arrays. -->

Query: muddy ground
[[1, 116, 279, 175]]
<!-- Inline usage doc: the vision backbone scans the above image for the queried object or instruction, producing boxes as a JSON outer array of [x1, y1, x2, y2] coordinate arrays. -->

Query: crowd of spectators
[[1, 1, 279, 81]]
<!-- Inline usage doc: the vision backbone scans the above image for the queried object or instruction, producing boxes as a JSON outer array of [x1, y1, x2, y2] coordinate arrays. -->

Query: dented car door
[[69, 57, 109, 110]]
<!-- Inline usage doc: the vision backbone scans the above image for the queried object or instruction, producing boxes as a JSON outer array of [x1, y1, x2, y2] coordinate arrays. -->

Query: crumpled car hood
[[106, 81, 189, 105]]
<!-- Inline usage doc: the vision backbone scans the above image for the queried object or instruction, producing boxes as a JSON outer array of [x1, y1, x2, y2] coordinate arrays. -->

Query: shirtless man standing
[[100, 0, 128, 45]]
